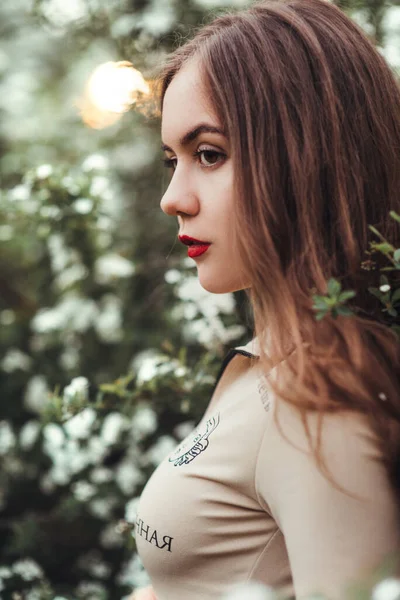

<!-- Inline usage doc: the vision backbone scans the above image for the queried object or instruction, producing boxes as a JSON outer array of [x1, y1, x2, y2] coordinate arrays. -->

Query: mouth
[[178, 235, 211, 246], [178, 235, 211, 258]]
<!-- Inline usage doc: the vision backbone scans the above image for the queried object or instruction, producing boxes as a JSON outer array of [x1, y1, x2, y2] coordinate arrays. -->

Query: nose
[[160, 170, 200, 217]]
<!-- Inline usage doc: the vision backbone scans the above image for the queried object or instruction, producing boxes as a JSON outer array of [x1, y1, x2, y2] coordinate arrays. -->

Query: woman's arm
[[255, 401, 400, 600]]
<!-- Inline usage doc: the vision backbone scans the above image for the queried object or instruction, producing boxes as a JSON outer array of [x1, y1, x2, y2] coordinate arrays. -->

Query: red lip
[[178, 235, 211, 246], [178, 235, 211, 258]]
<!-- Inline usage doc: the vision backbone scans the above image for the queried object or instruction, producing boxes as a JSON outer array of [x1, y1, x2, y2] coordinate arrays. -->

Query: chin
[[197, 270, 249, 294]]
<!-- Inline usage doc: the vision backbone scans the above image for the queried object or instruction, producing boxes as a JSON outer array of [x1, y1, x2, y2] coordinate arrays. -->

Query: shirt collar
[[234, 337, 260, 358]]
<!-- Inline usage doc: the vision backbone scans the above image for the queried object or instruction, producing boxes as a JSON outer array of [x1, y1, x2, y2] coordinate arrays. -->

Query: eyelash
[[162, 149, 226, 172]]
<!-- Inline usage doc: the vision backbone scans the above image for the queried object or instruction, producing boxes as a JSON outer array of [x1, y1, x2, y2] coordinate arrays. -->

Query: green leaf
[[374, 242, 395, 255], [380, 274, 389, 286], [327, 278, 341, 297], [338, 290, 356, 302], [312, 296, 329, 310], [394, 249, 400, 262], [368, 225, 381, 237], [389, 210, 400, 224], [336, 305, 355, 317], [314, 308, 329, 321], [391, 288, 400, 305], [368, 286, 383, 300], [388, 307, 398, 317]]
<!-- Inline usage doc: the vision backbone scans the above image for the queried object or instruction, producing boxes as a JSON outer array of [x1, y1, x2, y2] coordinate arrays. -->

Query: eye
[[194, 148, 226, 168], [162, 157, 177, 171], [161, 147, 226, 173]]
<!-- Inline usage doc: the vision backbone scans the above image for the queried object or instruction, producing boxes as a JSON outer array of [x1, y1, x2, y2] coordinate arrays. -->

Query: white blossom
[[59, 345, 80, 371], [63, 376, 89, 400], [47, 234, 70, 273], [177, 276, 236, 316], [372, 578, 400, 600], [55, 263, 88, 291], [88, 496, 118, 520], [40, 472, 56, 495], [73, 197, 93, 214], [88, 560, 110, 579], [172, 302, 198, 321], [41, 0, 88, 27], [43, 423, 66, 451], [64, 408, 96, 440], [24, 375, 50, 414], [1, 348, 32, 372], [0, 224, 13, 241], [131, 350, 177, 385], [45, 435, 93, 485], [0, 566, 12, 578], [351, 9, 375, 37], [24, 584, 45, 599], [130, 404, 158, 439], [36, 164, 53, 179], [32, 295, 99, 334], [94, 253, 135, 285], [72, 480, 97, 502], [382, 8, 400, 68], [101, 412, 130, 446], [39, 205, 62, 220], [193, 0, 248, 6], [110, 14, 137, 38], [3, 455, 24, 476], [145, 435, 177, 466], [0, 309, 15, 325], [116, 554, 150, 588], [164, 268, 181, 284], [174, 420, 195, 441], [67, 440, 92, 474], [86, 435, 108, 463], [90, 175, 111, 197], [43, 424, 98, 485], [82, 153, 109, 172], [0, 421, 15, 455], [94, 294, 123, 343], [12, 558, 43, 581], [115, 460, 143, 495], [19, 420, 41, 450], [97, 214, 114, 232], [9, 183, 30, 202], [61, 175, 80, 195], [90, 466, 114, 484], [124, 496, 140, 523], [136, 0, 176, 35], [75, 580, 107, 599], [100, 522, 124, 549]]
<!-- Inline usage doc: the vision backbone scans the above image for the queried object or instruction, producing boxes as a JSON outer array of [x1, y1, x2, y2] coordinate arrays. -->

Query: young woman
[[130, 0, 400, 598]]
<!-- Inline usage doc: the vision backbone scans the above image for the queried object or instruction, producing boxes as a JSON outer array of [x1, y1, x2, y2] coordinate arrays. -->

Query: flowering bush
[[1, 0, 399, 598]]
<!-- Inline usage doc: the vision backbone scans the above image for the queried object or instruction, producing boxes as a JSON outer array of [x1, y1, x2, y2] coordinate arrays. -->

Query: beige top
[[135, 339, 400, 600]]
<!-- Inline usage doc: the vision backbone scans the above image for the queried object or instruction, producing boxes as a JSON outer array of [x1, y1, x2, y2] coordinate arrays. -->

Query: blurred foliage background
[[0, 0, 399, 598]]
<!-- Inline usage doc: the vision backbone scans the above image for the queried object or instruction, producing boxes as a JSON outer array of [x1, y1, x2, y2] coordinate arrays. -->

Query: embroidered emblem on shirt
[[168, 412, 220, 467]]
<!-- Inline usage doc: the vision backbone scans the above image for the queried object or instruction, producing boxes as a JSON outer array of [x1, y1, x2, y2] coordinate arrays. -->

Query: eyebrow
[[161, 123, 227, 152]]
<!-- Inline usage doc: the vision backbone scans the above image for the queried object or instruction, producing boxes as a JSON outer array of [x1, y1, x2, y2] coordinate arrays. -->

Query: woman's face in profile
[[160, 57, 251, 294]]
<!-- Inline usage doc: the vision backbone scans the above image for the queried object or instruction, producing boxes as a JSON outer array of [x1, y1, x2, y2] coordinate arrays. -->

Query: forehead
[[161, 59, 219, 141]]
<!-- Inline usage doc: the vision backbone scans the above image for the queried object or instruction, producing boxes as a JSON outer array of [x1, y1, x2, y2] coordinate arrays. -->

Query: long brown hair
[[156, 0, 400, 496]]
